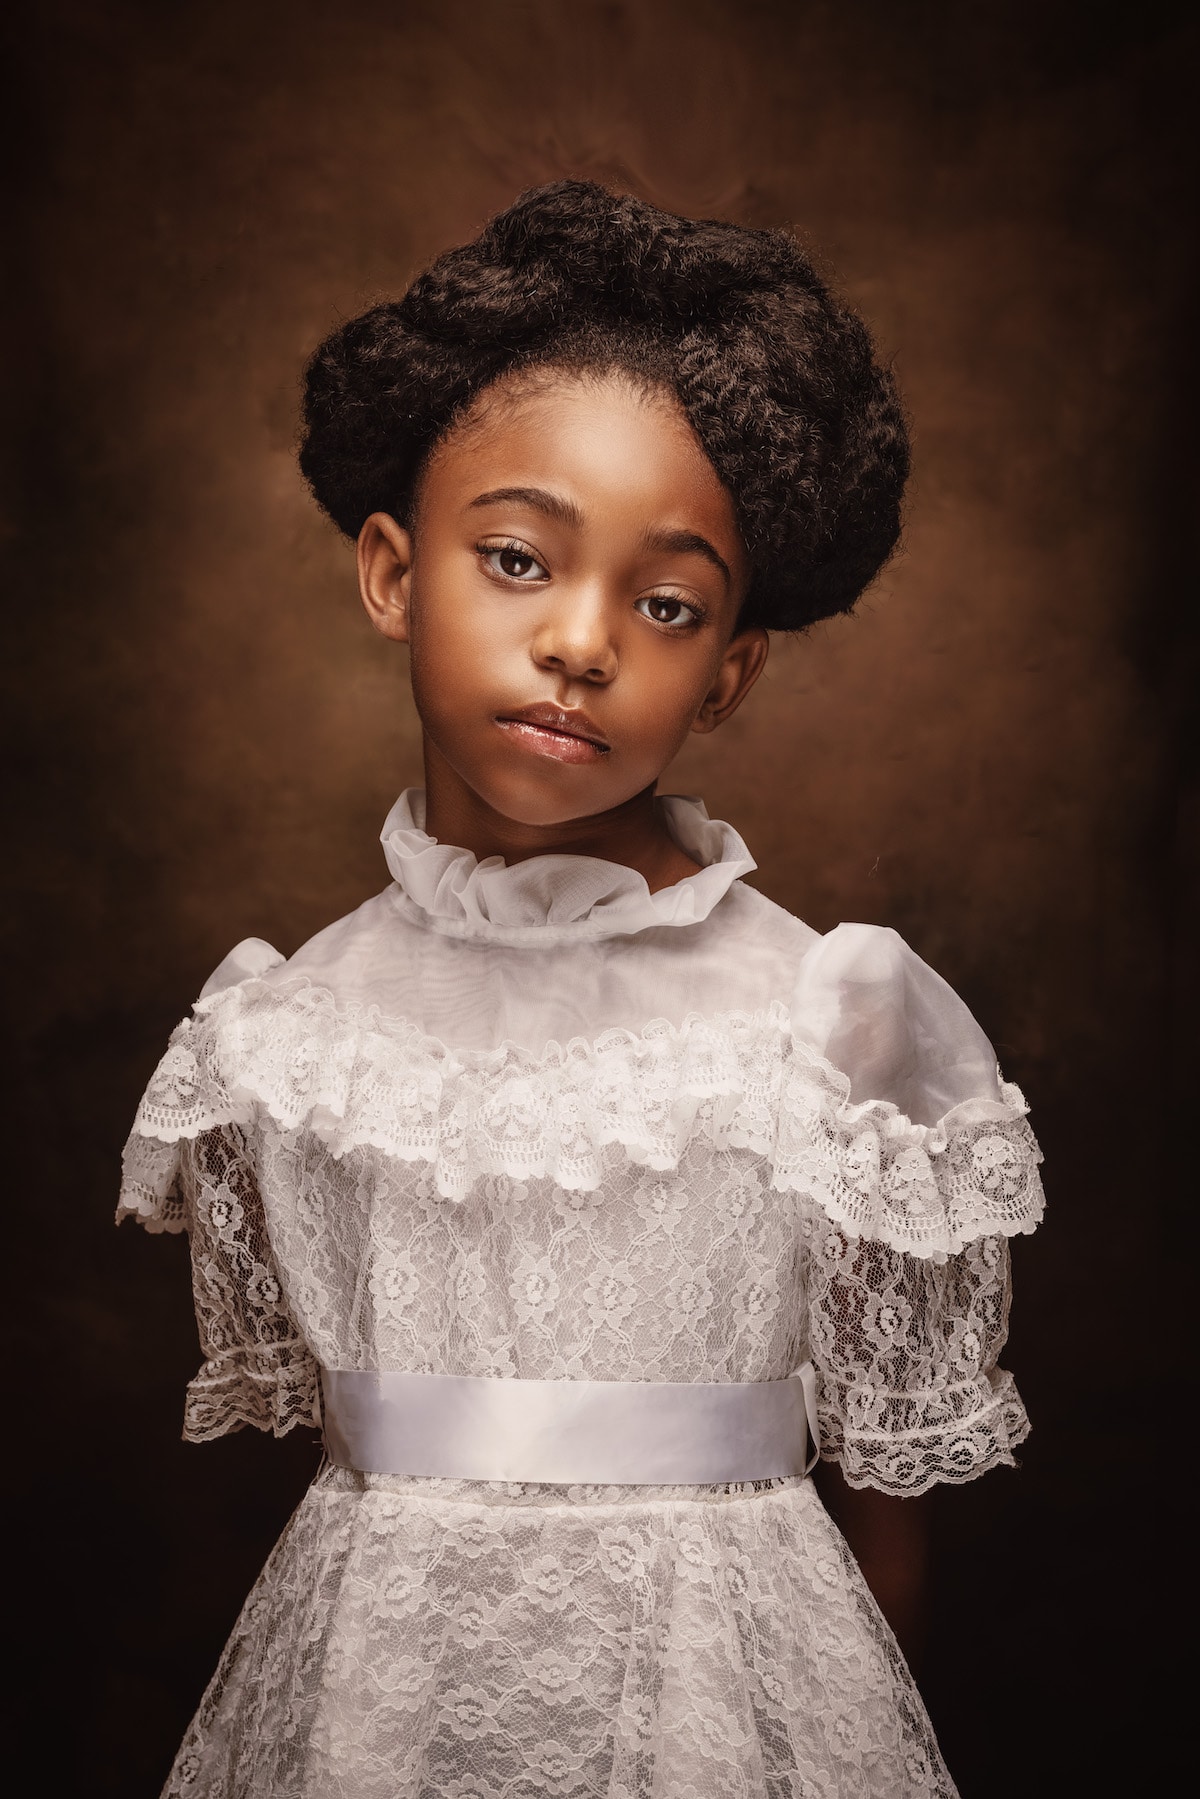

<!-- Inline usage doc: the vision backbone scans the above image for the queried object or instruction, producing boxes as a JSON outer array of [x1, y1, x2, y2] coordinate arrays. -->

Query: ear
[[691, 626, 769, 734], [357, 512, 414, 642]]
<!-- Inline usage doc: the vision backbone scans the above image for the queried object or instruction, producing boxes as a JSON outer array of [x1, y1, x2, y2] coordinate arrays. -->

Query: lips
[[494, 703, 611, 764]]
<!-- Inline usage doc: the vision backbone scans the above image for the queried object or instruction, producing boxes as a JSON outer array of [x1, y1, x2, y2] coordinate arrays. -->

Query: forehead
[[421, 370, 744, 550]]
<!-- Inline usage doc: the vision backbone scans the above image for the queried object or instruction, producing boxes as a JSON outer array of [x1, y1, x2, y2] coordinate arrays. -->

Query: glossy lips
[[494, 703, 611, 764]]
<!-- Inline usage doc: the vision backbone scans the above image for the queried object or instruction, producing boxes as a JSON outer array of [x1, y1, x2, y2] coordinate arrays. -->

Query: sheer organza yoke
[[119, 795, 1043, 1798]]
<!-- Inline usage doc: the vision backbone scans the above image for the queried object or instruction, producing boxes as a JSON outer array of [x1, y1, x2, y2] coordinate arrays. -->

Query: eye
[[480, 541, 549, 582], [635, 594, 701, 629]]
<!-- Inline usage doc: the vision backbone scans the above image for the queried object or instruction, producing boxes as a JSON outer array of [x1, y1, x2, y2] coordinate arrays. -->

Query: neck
[[421, 742, 702, 892]]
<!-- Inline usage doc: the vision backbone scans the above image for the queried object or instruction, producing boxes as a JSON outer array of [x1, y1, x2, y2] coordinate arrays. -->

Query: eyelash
[[478, 539, 549, 581], [476, 539, 706, 630], [634, 594, 704, 630]]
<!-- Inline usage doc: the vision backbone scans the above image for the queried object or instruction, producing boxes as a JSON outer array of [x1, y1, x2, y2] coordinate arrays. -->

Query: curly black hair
[[299, 181, 909, 631]]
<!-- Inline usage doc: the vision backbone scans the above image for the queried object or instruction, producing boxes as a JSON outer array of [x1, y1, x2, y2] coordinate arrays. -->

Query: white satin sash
[[320, 1365, 820, 1484]]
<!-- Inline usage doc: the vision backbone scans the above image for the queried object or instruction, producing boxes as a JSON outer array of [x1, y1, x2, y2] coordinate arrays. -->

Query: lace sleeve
[[804, 1218, 1028, 1496], [121, 1117, 319, 1441], [117, 1021, 322, 1439], [117, 940, 320, 1442], [178, 1124, 320, 1440], [783, 922, 1038, 1494]]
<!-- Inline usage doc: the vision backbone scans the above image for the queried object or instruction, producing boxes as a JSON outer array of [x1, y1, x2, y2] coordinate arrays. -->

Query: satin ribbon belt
[[320, 1365, 820, 1484]]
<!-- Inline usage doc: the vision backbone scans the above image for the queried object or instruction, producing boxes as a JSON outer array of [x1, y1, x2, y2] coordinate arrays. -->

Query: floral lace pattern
[[125, 978, 1043, 1255], [120, 964, 1040, 1795], [121, 1100, 1028, 1501], [163, 1472, 955, 1798]]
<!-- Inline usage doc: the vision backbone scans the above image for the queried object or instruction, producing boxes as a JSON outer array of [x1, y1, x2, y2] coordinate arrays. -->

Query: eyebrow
[[641, 525, 732, 590], [467, 486, 585, 529], [468, 487, 733, 590]]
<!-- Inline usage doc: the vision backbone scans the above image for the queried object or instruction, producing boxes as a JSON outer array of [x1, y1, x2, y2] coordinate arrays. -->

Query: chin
[[471, 763, 630, 829], [488, 784, 614, 829]]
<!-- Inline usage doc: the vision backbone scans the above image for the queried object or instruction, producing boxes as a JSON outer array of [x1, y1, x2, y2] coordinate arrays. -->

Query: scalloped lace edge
[[117, 1182, 186, 1234], [182, 1359, 318, 1442], [121, 976, 1045, 1259], [831, 1395, 1031, 1497]]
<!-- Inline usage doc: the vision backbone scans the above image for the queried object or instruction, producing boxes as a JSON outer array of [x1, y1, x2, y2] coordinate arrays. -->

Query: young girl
[[120, 181, 1043, 1798]]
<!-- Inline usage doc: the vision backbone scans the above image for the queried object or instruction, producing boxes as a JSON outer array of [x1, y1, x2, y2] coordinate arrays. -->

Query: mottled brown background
[[5, 1, 1194, 1793]]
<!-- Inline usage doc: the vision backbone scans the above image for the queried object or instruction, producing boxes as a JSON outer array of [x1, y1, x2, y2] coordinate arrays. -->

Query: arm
[[178, 1123, 320, 1440], [787, 925, 1041, 1668], [813, 1458, 931, 1669]]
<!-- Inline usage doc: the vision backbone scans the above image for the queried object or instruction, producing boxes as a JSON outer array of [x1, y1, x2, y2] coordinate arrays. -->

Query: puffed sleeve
[[117, 939, 321, 1441], [779, 924, 1044, 1496]]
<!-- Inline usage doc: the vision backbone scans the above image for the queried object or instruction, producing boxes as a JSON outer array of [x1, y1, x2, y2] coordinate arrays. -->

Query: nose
[[530, 589, 618, 684]]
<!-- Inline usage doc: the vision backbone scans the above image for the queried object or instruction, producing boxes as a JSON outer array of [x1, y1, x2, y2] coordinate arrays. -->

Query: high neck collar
[[379, 789, 756, 945]]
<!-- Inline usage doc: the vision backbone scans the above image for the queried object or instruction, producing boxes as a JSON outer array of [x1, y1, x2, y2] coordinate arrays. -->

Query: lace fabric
[[118, 793, 1042, 1796], [163, 1473, 954, 1798], [122, 978, 1041, 1255], [119, 1025, 1033, 1496]]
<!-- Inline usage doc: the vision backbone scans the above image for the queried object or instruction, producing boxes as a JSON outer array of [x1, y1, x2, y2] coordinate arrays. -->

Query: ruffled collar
[[379, 789, 756, 945]]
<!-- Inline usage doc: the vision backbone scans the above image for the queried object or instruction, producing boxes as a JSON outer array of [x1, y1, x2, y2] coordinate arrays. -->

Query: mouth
[[493, 703, 611, 764]]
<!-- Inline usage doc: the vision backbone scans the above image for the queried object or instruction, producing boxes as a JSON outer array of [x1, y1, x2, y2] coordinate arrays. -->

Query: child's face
[[358, 370, 766, 831]]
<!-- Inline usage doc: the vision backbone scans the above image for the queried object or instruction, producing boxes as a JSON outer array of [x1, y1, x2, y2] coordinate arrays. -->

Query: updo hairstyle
[[299, 181, 910, 631]]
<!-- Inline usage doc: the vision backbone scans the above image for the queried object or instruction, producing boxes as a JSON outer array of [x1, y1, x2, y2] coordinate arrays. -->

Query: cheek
[[408, 578, 501, 691], [625, 646, 719, 733]]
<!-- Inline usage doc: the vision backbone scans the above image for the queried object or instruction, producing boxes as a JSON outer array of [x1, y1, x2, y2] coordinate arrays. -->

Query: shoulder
[[787, 921, 1004, 1124], [723, 878, 820, 954], [707, 887, 1002, 1121], [722, 881, 949, 1015], [717, 883, 1005, 1124], [140, 889, 411, 1150], [195, 887, 401, 1007], [698, 879, 819, 992]]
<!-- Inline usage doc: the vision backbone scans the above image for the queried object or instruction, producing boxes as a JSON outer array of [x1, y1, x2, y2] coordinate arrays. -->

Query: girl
[[120, 181, 1043, 1798]]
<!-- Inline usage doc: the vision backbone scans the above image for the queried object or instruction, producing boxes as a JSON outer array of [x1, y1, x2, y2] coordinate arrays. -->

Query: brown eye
[[636, 595, 699, 628], [481, 544, 548, 581]]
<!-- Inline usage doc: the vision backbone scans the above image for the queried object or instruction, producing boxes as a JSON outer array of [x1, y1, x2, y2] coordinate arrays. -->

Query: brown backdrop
[[6, 2, 1194, 1793]]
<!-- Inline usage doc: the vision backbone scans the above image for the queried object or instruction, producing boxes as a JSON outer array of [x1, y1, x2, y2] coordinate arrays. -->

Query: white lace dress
[[119, 793, 1043, 1799]]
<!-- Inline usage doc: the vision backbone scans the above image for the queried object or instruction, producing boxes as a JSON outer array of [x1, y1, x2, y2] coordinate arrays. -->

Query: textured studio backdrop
[[5, 2, 1193, 1793]]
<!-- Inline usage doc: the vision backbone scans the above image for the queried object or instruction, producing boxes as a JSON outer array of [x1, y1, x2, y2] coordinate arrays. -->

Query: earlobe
[[691, 626, 769, 734], [357, 512, 414, 643]]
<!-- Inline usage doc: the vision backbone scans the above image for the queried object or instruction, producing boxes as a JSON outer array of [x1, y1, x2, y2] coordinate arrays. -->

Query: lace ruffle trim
[[118, 1133, 188, 1233], [121, 978, 1044, 1259], [183, 1349, 320, 1442], [820, 1369, 1031, 1496]]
